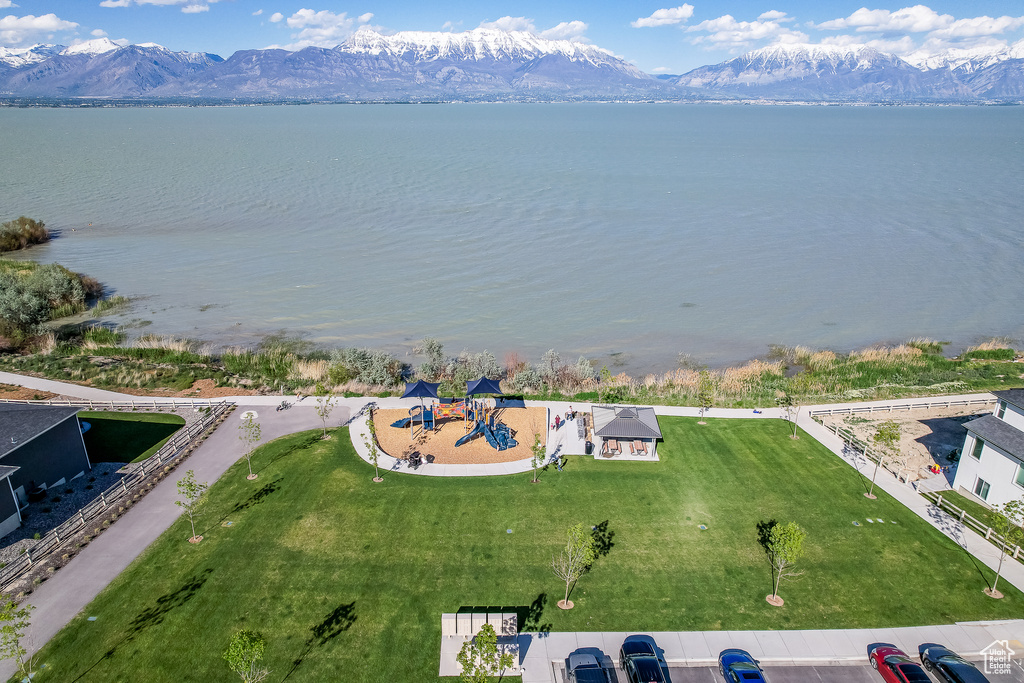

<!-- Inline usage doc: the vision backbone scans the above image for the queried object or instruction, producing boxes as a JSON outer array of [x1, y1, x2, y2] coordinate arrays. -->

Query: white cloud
[[686, 14, 808, 49], [820, 33, 917, 54], [267, 8, 375, 50], [252, 9, 262, 16], [930, 15, 1024, 39], [539, 20, 588, 41], [100, 0, 220, 11], [632, 5, 694, 28], [651, 66, 672, 72], [440, 20, 462, 32], [91, 28, 107, 36], [479, 16, 535, 32], [0, 12, 78, 45], [758, 10, 791, 22], [814, 5, 952, 33], [0, 1, 18, 8]]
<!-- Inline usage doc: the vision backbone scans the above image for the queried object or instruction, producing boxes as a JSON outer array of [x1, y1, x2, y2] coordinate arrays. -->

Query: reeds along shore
[[0, 328, 1019, 407]]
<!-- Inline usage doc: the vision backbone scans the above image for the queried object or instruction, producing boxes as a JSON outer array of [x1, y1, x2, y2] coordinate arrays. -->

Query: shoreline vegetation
[[1, 217, 1021, 405]]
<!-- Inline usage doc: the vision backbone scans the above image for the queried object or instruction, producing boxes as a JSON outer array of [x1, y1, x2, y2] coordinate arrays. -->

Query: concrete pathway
[[0, 402, 347, 681]]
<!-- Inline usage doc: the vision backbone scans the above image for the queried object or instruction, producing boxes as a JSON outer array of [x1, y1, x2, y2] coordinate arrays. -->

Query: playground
[[373, 402, 547, 465]]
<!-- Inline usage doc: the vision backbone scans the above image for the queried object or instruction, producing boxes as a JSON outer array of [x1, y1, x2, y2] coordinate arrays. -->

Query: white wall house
[[952, 389, 1024, 509]]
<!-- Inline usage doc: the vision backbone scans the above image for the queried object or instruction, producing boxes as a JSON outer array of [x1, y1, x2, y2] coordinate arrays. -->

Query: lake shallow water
[[2, 103, 1022, 374]]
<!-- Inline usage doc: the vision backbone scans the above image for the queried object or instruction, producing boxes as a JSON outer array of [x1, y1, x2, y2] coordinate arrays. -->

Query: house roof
[[964, 414, 1024, 461], [592, 405, 662, 439], [994, 389, 1024, 412], [0, 404, 82, 460]]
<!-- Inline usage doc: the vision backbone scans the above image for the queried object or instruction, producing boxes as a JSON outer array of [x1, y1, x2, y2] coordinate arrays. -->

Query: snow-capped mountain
[[2, 31, 1024, 102], [675, 43, 972, 100], [905, 39, 1024, 74]]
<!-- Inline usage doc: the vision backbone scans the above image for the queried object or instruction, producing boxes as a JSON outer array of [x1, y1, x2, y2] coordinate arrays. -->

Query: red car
[[869, 646, 931, 683]]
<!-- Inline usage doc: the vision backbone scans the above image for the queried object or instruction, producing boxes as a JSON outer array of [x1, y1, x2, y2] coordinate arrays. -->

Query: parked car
[[568, 653, 611, 683], [620, 640, 666, 683], [920, 646, 991, 683], [719, 649, 767, 683], [869, 646, 931, 683]]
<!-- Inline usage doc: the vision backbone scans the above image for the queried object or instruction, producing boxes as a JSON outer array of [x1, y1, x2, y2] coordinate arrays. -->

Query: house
[[951, 390, 1024, 509], [0, 404, 92, 537], [591, 405, 663, 458]]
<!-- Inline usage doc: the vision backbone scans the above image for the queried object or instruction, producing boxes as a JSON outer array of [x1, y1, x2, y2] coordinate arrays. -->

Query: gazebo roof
[[466, 377, 503, 396], [592, 405, 662, 439]]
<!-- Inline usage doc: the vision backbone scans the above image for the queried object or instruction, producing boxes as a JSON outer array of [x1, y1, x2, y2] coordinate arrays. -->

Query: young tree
[[762, 521, 807, 606], [775, 391, 800, 439], [985, 499, 1024, 599], [456, 623, 514, 683], [224, 629, 270, 683], [697, 370, 714, 424], [237, 412, 262, 480], [175, 469, 209, 543], [365, 415, 383, 482], [314, 382, 335, 439], [598, 364, 612, 404], [551, 522, 596, 609], [0, 600, 34, 681], [530, 433, 546, 483], [866, 420, 901, 499]]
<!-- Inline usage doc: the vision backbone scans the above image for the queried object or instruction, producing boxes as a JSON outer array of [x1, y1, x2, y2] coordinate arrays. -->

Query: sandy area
[[373, 406, 547, 465], [819, 405, 992, 482], [0, 382, 57, 400]]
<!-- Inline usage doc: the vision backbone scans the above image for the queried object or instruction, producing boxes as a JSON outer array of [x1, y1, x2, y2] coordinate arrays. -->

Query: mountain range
[[1, 30, 1023, 103]]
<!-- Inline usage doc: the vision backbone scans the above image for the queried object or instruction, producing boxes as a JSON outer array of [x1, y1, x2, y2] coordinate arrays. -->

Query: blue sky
[[3, 1, 1024, 72]]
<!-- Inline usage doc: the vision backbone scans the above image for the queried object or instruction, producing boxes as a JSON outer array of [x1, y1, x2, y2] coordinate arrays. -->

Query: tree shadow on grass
[[72, 568, 214, 681], [756, 519, 778, 595], [256, 433, 324, 475], [591, 520, 615, 559], [202, 477, 283, 536], [280, 601, 357, 681]]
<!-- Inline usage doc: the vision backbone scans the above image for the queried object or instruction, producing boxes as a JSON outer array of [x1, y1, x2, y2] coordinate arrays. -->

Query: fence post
[[100, 492, 107, 508], [79, 509, 86, 525], [936, 495, 943, 508], [140, 462, 146, 476], [985, 528, 992, 540], [122, 479, 128, 493], [1015, 546, 1020, 560]]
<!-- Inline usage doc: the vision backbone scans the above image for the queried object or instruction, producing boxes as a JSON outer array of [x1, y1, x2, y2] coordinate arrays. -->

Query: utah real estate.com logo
[[981, 640, 1018, 675]]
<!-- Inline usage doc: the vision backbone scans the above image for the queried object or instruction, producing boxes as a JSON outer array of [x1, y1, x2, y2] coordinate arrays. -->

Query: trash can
[[585, 440, 593, 455]]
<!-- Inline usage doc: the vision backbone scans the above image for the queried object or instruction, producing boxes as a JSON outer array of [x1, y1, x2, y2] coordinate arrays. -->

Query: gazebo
[[591, 405, 662, 458]]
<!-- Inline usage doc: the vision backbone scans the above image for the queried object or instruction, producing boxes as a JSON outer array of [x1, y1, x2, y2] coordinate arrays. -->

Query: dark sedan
[[719, 649, 767, 683], [620, 640, 666, 683], [869, 645, 931, 683], [920, 646, 992, 683]]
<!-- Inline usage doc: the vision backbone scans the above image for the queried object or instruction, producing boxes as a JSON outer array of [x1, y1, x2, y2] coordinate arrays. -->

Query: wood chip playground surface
[[373, 406, 547, 465]]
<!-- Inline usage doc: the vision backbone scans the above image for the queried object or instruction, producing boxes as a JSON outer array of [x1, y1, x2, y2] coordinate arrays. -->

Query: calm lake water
[[2, 103, 1022, 373]]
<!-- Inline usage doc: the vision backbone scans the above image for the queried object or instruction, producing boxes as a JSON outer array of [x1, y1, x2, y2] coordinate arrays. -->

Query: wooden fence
[[814, 417, 1022, 565], [0, 400, 231, 591], [808, 396, 994, 417]]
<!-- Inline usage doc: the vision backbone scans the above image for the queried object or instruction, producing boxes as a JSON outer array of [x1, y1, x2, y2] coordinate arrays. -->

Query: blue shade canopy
[[466, 377, 503, 396], [402, 380, 440, 399]]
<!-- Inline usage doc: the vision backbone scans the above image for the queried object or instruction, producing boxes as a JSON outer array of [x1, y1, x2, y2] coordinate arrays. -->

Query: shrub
[[963, 348, 1015, 361], [0, 216, 49, 252]]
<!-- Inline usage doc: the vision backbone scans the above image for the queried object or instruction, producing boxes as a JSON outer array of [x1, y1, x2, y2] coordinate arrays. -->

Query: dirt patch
[[819, 404, 993, 482], [373, 406, 547, 465], [0, 383, 57, 401]]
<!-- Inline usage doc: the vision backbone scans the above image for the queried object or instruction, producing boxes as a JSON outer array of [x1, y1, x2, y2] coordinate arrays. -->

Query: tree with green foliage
[[697, 370, 714, 424], [415, 337, 446, 381], [867, 420, 901, 499], [986, 499, 1024, 599], [238, 412, 262, 480], [552, 522, 596, 609], [175, 469, 209, 543], [531, 432, 546, 483], [456, 622, 514, 683], [223, 629, 270, 683], [314, 382, 335, 439], [762, 521, 806, 605], [0, 216, 48, 252], [775, 391, 800, 438], [0, 599, 34, 681]]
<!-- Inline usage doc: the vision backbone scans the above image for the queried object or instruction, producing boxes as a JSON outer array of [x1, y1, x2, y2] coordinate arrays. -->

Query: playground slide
[[455, 420, 485, 447]]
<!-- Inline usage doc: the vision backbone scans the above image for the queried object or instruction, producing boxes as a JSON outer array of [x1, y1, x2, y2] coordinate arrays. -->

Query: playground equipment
[[390, 404, 435, 430], [455, 413, 518, 451], [433, 401, 469, 420]]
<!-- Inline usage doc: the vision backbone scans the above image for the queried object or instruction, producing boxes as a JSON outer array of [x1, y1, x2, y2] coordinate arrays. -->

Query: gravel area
[[0, 403, 208, 565]]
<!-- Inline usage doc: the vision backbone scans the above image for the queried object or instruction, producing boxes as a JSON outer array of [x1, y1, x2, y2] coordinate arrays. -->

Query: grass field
[[79, 411, 186, 464], [28, 418, 1024, 682]]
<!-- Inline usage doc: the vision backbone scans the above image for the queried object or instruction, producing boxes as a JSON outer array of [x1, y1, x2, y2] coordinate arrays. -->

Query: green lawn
[[29, 418, 1023, 682], [936, 489, 1002, 527], [79, 411, 186, 464]]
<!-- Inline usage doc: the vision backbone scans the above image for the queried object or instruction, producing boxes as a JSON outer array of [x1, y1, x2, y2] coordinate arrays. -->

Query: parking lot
[[558, 662, 1024, 683]]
